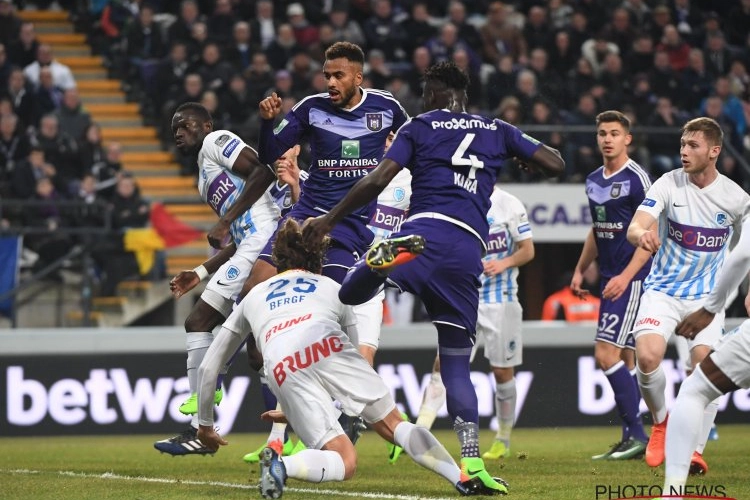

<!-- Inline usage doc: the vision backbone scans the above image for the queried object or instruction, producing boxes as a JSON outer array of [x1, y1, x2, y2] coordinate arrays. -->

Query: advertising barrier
[[3, 322, 748, 436]]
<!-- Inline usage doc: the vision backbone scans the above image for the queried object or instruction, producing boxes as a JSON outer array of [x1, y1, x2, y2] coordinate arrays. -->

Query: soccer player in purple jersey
[[570, 110, 653, 461], [304, 61, 564, 495]]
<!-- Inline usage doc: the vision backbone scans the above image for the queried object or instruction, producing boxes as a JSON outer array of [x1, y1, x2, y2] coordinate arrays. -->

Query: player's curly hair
[[423, 61, 470, 91], [272, 218, 329, 274], [325, 41, 365, 65]]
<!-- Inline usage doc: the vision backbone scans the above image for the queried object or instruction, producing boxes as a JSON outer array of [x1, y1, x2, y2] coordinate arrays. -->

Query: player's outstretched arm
[[207, 147, 276, 248], [521, 145, 565, 178], [303, 158, 401, 241]]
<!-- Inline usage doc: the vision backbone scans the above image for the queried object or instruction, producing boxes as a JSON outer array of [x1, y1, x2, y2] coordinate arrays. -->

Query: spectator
[[644, 5, 672, 46], [0, 43, 10, 94], [195, 42, 233, 93], [161, 72, 203, 151], [385, 75, 420, 117], [70, 173, 106, 232], [680, 48, 712, 114], [622, 0, 651, 29], [727, 59, 750, 101], [628, 73, 658, 124], [581, 31, 619, 78], [77, 122, 106, 174], [671, 0, 702, 44], [32, 66, 64, 126], [265, 69, 294, 99], [7, 22, 37, 69], [91, 143, 122, 199], [287, 52, 318, 98], [600, 7, 637, 57], [225, 21, 255, 73], [625, 33, 655, 76], [265, 23, 302, 71], [30, 114, 80, 194], [563, 93, 599, 180], [206, 0, 235, 48], [123, 4, 166, 83], [53, 88, 92, 142], [221, 73, 254, 138], [480, 1, 527, 65], [648, 50, 681, 99], [154, 42, 193, 104], [0, 113, 30, 187], [547, 0, 574, 31], [3, 68, 33, 130], [307, 22, 336, 63], [528, 47, 565, 109], [250, 0, 277, 50], [0, 0, 20, 48], [286, 3, 318, 48], [693, 11, 722, 50], [447, 1, 483, 51], [328, 6, 365, 48], [522, 5, 552, 51], [10, 145, 61, 200], [365, 49, 392, 90], [704, 31, 732, 79], [398, 2, 434, 55], [598, 53, 628, 110], [725, 0, 750, 48], [521, 99, 564, 182], [702, 76, 747, 139], [512, 69, 539, 119], [405, 46, 431, 98], [547, 29, 578, 79], [656, 24, 691, 72], [564, 57, 597, 109], [452, 48, 482, 111], [485, 53, 515, 111], [576, 0, 607, 31], [424, 23, 481, 74], [363, 0, 408, 62], [701, 94, 742, 151], [244, 52, 274, 105], [567, 10, 591, 56], [199, 90, 227, 130], [185, 21, 208, 60], [541, 271, 600, 321], [23, 44, 76, 91], [167, 0, 204, 46], [645, 96, 683, 176]]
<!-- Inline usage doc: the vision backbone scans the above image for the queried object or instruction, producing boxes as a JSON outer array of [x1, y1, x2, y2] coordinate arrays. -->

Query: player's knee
[[184, 312, 210, 334]]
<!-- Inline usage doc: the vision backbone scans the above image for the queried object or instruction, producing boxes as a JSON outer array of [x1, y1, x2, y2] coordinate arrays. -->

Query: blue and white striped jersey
[[480, 188, 532, 304], [267, 169, 310, 216], [197, 130, 279, 246], [638, 169, 749, 299], [367, 168, 412, 243]]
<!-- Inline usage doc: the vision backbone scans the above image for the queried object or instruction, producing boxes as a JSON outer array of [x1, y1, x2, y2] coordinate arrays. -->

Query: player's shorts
[[631, 289, 724, 349], [350, 290, 385, 350], [258, 214, 362, 284], [263, 328, 393, 449], [595, 278, 643, 349], [474, 301, 523, 368], [707, 320, 750, 389], [201, 222, 276, 317], [386, 218, 483, 340]]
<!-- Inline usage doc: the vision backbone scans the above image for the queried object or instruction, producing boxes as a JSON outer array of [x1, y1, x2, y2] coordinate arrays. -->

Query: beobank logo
[[667, 218, 729, 252]]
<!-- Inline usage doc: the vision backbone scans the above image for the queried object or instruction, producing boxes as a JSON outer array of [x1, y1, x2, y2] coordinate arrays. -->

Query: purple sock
[[338, 260, 385, 305], [630, 369, 648, 442], [437, 325, 478, 424], [606, 361, 647, 442]]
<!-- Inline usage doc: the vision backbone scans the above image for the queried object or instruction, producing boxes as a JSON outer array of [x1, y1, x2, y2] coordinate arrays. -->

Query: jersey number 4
[[451, 133, 485, 179]]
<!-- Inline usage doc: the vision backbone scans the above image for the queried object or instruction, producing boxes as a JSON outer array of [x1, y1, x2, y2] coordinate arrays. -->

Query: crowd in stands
[[2, 0, 750, 295]]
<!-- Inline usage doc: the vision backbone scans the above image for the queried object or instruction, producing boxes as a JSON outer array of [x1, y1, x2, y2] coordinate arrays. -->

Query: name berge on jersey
[[593, 221, 624, 239], [667, 219, 729, 252], [431, 118, 497, 130]]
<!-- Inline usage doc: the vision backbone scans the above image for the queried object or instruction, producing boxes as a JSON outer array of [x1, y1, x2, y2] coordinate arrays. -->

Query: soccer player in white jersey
[[154, 102, 285, 456], [572, 111, 653, 461], [415, 187, 535, 462], [658, 204, 750, 495], [193, 219, 507, 498], [626, 117, 749, 472]]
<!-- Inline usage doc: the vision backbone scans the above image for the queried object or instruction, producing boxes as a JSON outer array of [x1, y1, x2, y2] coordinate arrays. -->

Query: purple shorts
[[595, 278, 644, 349], [386, 218, 483, 333]]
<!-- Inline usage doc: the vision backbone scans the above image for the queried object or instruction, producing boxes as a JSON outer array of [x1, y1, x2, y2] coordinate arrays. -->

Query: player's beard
[[334, 85, 358, 109]]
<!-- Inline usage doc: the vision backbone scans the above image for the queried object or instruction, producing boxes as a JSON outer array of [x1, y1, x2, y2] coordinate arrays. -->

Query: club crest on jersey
[[365, 113, 383, 131], [610, 182, 622, 198], [341, 140, 360, 158], [394, 187, 405, 202], [716, 212, 727, 226], [226, 265, 240, 280]]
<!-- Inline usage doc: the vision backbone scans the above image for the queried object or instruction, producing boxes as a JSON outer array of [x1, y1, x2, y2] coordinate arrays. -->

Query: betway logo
[[667, 218, 729, 252], [6, 367, 249, 433]]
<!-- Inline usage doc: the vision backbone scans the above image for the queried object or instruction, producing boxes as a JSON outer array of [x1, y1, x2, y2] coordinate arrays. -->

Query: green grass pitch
[[2, 426, 748, 499]]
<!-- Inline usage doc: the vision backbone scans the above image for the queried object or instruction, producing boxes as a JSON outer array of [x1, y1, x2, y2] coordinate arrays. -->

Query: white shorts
[[350, 290, 385, 350], [632, 290, 724, 349], [264, 328, 393, 449], [201, 224, 275, 317], [474, 301, 523, 368], [707, 320, 750, 389]]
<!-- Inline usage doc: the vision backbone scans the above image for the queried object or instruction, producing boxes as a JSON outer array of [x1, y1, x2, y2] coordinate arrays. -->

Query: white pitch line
[[2, 469, 457, 500]]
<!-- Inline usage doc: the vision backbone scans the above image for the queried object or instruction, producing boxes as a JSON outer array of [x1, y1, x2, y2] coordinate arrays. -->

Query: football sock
[[454, 417, 480, 459], [394, 420, 461, 484], [283, 449, 346, 482], [636, 364, 668, 424], [187, 331, 213, 427], [437, 324, 477, 426], [260, 376, 288, 443], [495, 379, 516, 445], [606, 361, 646, 442], [268, 403, 288, 444], [416, 371, 445, 429], [695, 398, 719, 454]]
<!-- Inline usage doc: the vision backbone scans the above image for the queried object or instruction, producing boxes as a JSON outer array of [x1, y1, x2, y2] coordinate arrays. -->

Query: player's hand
[[637, 230, 661, 253], [197, 425, 228, 451], [207, 219, 231, 249], [170, 270, 200, 299], [276, 146, 300, 186], [302, 216, 333, 243], [261, 409, 288, 424], [675, 308, 715, 340], [602, 274, 628, 301], [483, 259, 508, 276], [570, 269, 590, 299], [259, 92, 283, 120]]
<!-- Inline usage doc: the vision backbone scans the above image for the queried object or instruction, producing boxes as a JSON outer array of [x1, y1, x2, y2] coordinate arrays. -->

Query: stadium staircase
[[19, 10, 212, 327]]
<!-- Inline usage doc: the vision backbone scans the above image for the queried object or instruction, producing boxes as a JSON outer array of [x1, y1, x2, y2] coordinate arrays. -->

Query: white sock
[[416, 372, 446, 429], [636, 364, 668, 424], [495, 379, 516, 444], [283, 449, 345, 482], [187, 332, 214, 428], [268, 403, 287, 443], [663, 370, 722, 495], [394, 421, 461, 485], [695, 398, 719, 454]]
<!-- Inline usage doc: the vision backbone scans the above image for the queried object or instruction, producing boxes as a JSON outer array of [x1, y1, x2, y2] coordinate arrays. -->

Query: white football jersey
[[197, 130, 279, 245], [367, 168, 412, 243], [480, 188, 532, 304], [638, 169, 749, 299], [227, 269, 357, 353]]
